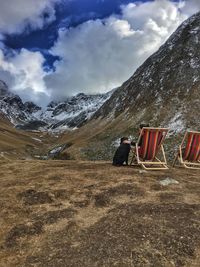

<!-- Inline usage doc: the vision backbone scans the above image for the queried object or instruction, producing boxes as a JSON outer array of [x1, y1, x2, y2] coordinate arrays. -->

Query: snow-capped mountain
[[0, 80, 114, 131], [0, 81, 42, 125], [92, 12, 200, 133], [41, 92, 113, 130]]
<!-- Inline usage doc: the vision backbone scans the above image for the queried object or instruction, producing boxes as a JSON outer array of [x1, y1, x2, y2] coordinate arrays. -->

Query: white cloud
[[0, 0, 200, 105], [45, 0, 187, 99], [0, 0, 59, 34], [0, 49, 50, 105], [180, 0, 200, 16]]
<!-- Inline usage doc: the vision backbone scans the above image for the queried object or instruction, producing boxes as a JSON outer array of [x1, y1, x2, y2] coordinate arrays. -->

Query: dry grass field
[[0, 160, 200, 267], [0, 116, 58, 160]]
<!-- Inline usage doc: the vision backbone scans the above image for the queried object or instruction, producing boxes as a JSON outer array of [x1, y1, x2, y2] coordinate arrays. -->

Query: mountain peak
[[0, 80, 114, 131]]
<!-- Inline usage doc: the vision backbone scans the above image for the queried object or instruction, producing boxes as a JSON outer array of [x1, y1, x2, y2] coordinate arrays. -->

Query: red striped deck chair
[[173, 131, 200, 169], [131, 127, 169, 170]]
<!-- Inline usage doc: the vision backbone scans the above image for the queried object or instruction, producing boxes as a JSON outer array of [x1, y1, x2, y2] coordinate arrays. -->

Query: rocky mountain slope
[[0, 80, 42, 126], [0, 80, 113, 131], [93, 11, 200, 133], [40, 91, 113, 131]]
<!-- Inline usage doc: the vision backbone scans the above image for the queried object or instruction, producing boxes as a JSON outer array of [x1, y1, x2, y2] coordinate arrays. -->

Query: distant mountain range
[[0, 80, 114, 131]]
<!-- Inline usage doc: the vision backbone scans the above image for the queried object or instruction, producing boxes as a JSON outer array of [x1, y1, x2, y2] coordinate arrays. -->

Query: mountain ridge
[[92, 11, 200, 132], [0, 81, 114, 131]]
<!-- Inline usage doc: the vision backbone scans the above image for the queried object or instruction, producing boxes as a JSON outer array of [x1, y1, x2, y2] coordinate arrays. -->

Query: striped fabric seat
[[131, 127, 169, 170], [182, 132, 200, 162], [173, 131, 200, 169], [139, 129, 164, 161]]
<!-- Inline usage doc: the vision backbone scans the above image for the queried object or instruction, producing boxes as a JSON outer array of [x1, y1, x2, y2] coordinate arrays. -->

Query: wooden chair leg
[[130, 147, 137, 165], [130, 154, 137, 165], [172, 153, 178, 167], [130, 155, 134, 165]]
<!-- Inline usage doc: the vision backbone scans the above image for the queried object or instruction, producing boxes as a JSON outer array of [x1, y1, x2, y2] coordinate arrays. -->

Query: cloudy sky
[[0, 0, 200, 105]]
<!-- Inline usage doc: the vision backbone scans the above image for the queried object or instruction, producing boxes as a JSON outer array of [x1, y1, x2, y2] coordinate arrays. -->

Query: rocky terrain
[[0, 80, 43, 127], [42, 91, 113, 131]]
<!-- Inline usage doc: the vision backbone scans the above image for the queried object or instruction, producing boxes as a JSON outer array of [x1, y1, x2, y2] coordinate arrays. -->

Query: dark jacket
[[113, 143, 131, 166]]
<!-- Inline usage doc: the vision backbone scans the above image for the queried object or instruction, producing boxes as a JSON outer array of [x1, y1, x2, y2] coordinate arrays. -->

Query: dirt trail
[[0, 160, 200, 267]]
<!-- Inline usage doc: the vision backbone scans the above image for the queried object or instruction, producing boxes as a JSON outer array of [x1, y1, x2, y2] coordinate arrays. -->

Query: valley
[[0, 115, 58, 160]]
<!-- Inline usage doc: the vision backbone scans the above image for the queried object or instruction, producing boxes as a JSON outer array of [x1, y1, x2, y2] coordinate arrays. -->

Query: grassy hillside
[[0, 111, 197, 162], [0, 160, 200, 267], [57, 115, 183, 162], [0, 115, 56, 159]]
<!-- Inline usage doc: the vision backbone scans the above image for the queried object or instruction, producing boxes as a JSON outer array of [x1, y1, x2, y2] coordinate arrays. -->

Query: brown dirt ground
[[0, 160, 200, 267]]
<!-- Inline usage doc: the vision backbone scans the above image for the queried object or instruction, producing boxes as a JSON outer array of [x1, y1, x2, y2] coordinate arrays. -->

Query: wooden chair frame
[[131, 127, 169, 170], [173, 131, 200, 170]]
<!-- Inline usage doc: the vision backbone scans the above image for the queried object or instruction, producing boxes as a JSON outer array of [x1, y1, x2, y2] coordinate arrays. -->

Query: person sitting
[[112, 137, 131, 166]]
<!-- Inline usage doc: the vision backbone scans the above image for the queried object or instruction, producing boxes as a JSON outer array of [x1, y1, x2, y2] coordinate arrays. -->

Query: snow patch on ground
[[160, 178, 179, 186], [31, 137, 42, 143], [49, 146, 64, 155]]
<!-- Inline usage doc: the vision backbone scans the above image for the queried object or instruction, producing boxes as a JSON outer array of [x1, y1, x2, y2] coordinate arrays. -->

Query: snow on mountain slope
[[44, 92, 114, 130], [0, 81, 41, 125], [92, 12, 200, 133], [0, 80, 114, 131]]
